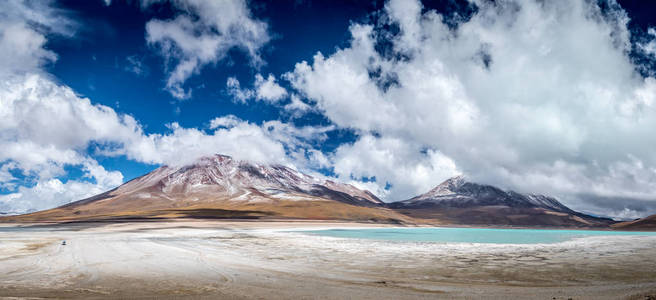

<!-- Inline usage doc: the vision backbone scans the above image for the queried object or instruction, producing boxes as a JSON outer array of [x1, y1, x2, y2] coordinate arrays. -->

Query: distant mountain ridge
[[392, 176, 573, 212], [613, 214, 656, 230], [389, 176, 615, 227], [1, 155, 618, 227]]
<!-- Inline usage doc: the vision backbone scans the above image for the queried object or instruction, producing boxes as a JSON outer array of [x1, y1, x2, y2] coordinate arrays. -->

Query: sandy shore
[[1, 220, 655, 299]]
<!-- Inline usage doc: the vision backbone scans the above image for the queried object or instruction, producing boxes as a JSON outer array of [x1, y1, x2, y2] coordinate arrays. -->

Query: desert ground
[[1, 220, 655, 299]]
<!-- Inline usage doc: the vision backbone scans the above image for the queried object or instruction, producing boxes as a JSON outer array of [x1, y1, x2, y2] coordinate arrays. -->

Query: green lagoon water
[[303, 227, 656, 244]]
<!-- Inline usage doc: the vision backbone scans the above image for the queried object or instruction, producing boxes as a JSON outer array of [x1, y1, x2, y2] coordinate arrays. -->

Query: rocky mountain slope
[[3, 155, 407, 223], [612, 214, 656, 230], [389, 176, 615, 227]]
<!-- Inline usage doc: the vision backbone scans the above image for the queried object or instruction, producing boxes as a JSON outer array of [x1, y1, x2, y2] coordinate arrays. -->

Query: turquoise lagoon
[[302, 227, 656, 244]]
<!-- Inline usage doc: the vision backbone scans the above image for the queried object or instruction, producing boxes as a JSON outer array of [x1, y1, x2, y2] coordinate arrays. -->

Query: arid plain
[[1, 221, 655, 300]]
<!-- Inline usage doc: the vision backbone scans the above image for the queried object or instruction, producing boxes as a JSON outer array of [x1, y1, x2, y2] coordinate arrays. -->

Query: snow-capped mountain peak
[[422, 175, 467, 196], [394, 176, 574, 213]]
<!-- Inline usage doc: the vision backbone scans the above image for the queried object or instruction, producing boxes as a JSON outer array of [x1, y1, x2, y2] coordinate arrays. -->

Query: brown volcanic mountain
[[612, 214, 656, 230], [3, 155, 409, 223], [388, 176, 615, 227]]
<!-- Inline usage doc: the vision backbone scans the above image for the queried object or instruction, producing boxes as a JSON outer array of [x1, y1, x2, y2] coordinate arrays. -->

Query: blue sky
[[3, 0, 656, 219], [47, 0, 393, 179]]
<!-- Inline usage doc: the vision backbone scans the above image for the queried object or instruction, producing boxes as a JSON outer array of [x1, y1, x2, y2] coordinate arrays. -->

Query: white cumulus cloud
[[119, 116, 332, 168], [227, 73, 288, 103], [144, 0, 270, 99], [285, 0, 656, 218]]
